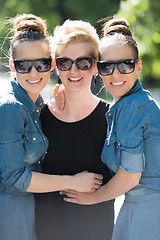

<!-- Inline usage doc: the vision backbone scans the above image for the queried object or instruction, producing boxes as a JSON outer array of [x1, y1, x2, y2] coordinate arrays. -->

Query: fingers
[[95, 173, 103, 180], [93, 173, 103, 189], [53, 84, 60, 96], [60, 190, 80, 204], [60, 190, 77, 196], [63, 197, 79, 204], [60, 190, 77, 198], [53, 84, 65, 110]]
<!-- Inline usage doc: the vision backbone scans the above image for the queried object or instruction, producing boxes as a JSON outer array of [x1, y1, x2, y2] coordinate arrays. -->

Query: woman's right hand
[[72, 171, 103, 192], [53, 84, 65, 110]]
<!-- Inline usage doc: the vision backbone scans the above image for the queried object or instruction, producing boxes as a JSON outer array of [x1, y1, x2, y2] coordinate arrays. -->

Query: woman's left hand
[[60, 190, 97, 205]]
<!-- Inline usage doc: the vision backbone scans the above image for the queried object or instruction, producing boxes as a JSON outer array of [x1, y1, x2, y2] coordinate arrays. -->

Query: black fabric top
[[40, 100, 112, 184]]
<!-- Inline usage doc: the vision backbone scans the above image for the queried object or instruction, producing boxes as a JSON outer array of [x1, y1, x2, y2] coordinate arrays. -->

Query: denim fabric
[[101, 80, 160, 195], [0, 79, 48, 194], [112, 193, 160, 240]]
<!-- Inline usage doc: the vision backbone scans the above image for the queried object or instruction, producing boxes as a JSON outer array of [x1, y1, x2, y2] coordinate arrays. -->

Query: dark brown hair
[[100, 18, 139, 59], [8, 14, 49, 58]]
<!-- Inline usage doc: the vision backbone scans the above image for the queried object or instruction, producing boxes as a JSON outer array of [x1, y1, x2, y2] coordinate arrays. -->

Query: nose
[[29, 66, 38, 76], [112, 65, 120, 76], [70, 62, 79, 72]]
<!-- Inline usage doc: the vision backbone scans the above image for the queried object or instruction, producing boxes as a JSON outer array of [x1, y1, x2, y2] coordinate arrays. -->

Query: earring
[[58, 76, 62, 84], [94, 75, 97, 85]]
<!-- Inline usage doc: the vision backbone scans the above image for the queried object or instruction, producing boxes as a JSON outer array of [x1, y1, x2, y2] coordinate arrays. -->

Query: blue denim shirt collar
[[109, 80, 142, 112], [11, 79, 44, 114], [122, 80, 142, 99], [117, 80, 142, 103]]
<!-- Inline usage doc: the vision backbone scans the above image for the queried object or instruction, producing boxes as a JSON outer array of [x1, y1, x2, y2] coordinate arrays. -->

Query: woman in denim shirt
[[62, 18, 160, 240], [0, 14, 102, 240]]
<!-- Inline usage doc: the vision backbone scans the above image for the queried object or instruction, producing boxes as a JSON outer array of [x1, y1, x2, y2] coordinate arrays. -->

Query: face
[[10, 40, 54, 102], [56, 42, 97, 93], [100, 43, 142, 102]]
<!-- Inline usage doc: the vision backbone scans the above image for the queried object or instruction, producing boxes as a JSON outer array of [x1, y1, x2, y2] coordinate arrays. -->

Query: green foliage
[[116, 0, 160, 87], [0, 0, 159, 87], [0, 0, 120, 33]]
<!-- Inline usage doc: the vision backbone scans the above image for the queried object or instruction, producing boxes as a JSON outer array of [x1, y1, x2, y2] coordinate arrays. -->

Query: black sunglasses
[[13, 57, 52, 74], [56, 56, 95, 71], [97, 59, 138, 76]]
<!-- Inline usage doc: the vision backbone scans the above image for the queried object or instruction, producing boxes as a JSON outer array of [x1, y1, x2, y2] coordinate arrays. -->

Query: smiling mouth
[[111, 81, 125, 86], [68, 78, 82, 82], [27, 78, 42, 84]]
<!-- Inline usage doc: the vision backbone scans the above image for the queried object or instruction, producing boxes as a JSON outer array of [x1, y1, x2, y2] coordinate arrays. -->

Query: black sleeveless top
[[35, 100, 114, 240], [40, 100, 112, 184]]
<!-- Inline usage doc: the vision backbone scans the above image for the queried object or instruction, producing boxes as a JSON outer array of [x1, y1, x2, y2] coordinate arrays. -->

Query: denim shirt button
[[117, 142, 120, 149], [36, 109, 39, 112], [38, 161, 41, 164], [108, 113, 111, 116], [35, 120, 37, 123], [33, 137, 36, 141]]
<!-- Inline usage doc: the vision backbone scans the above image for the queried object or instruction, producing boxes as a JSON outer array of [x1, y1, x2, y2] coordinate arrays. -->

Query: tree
[[116, 0, 160, 87]]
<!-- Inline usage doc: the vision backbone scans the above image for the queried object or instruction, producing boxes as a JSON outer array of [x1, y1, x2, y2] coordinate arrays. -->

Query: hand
[[53, 84, 65, 110], [72, 171, 103, 192], [60, 190, 97, 205]]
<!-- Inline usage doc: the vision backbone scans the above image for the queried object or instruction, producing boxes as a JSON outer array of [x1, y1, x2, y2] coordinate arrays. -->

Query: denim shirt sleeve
[[116, 103, 145, 173], [0, 103, 32, 192]]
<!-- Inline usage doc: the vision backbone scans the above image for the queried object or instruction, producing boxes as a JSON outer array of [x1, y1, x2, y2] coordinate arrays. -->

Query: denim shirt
[[0, 79, 48, 195], [101, 80, 160, 195]]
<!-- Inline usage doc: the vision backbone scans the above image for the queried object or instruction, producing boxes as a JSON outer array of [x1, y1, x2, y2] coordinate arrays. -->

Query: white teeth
[[27, 79, 41, 83], [112, 82, 124, 86], [69, 78, 81, 81]]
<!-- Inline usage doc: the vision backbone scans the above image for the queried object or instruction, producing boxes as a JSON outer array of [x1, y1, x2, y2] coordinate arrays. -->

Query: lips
[[111, 81, 125, 86], [27, 78, 42, 84], [68, 77, 82, 82]]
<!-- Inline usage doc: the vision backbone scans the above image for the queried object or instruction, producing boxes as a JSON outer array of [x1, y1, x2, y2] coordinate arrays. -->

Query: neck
[[49, 87, 100, 122], [27, 92, 39, 103]]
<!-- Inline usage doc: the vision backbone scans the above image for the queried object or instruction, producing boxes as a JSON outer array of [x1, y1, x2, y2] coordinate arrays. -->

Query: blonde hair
[[52, 19, 99, 59]]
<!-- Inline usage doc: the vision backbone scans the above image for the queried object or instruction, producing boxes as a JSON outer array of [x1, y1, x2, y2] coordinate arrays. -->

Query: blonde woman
[[35, 20, 114, 240]]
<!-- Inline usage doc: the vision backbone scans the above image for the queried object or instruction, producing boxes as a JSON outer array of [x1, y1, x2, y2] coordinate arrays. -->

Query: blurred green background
[[0, 0, 160, 101]]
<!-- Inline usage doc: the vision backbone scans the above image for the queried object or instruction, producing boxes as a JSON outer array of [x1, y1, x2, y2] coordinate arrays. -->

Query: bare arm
[[61, 168, 141, 205], [26, 171, 103, 193]]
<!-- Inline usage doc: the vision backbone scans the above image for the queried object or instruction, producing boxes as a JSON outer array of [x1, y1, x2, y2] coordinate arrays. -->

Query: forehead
[[14, 40, 50, 59], [58, 42, 93, 58], [100, 42, 134, 61]]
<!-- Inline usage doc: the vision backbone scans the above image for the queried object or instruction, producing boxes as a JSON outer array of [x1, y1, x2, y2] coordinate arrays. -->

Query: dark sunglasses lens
[[76, 57, 92, 70], [56, 58, 72, 71], [35, 58, 52, 72], [118, 62, 135, 74], [14, 58, 52, 73], [97, 62, 113, 76], [14, 61, 31, 73]]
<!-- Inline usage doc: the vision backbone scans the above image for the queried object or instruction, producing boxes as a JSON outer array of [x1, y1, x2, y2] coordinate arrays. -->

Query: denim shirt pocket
[[24, 131, 46, 164]]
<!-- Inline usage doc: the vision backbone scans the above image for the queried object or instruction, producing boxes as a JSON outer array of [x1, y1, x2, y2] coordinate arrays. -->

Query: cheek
[[101, 76, 110, 88], [59, 71, 67, 81], [15, 74, 25, 83]]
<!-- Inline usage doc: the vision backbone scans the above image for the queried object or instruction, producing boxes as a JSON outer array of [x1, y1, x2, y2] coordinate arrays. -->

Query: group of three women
[[0, 12, 160, 240]]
